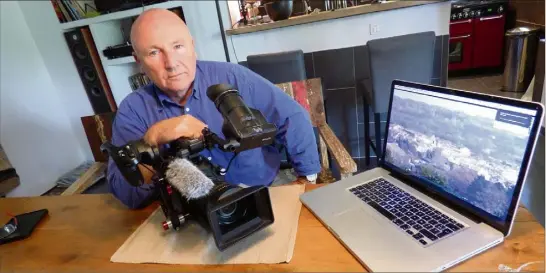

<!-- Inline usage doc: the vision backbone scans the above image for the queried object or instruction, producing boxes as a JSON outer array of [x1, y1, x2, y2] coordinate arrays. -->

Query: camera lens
[[206, 84, 256, 128], [216, 188, 247, 226], [218, 203, 238, 224]]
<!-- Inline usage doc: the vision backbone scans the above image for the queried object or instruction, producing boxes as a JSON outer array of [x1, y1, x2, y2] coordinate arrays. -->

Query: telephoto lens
[[206, 83, 256, 127], [206, 84, 277, 152]]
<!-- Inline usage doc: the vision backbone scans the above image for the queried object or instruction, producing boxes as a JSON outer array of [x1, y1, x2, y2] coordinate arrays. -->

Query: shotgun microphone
[[165, 158, 215, 200]]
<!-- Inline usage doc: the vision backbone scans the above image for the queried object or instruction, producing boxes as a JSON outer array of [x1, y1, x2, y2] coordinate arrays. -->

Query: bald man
[[107, 9, 320, 209]]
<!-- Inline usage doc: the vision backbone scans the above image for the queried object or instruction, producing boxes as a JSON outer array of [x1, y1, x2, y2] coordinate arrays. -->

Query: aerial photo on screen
[[385, 89, 531, 220]]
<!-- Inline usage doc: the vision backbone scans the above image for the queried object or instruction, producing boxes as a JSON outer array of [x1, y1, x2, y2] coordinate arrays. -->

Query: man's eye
[[174, 44, 183, 50], [149, 50, 158, 56]]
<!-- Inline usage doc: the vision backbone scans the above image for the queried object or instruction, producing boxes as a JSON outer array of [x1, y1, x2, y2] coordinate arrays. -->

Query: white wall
[[222, 1, 451, 62], [0, 1, 88, 197], [17, 1, 96, 161], [182, 1, 228, 63], [219, 0, 239, 63]]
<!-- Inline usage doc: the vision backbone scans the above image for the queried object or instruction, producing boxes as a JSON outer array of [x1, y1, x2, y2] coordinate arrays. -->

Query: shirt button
[[185, 107, 190, 112]]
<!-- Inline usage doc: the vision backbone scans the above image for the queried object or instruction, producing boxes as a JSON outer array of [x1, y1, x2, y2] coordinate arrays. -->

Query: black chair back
[[247, 50, 307, 84], [367, 31, 435, 113]]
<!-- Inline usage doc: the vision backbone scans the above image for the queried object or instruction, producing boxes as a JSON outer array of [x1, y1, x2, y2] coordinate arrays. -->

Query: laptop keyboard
[[348, 178, 467, 247]]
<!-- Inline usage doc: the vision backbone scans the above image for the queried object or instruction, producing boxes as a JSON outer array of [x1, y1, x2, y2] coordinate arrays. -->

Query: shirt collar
[[153, 70, 201, 108]]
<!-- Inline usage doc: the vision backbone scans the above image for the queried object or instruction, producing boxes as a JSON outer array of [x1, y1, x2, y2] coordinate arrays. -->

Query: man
[[107, 8, 320, 209]]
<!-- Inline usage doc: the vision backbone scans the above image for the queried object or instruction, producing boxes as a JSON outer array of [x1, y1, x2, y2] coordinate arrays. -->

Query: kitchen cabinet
[[472, 14, 506, 68], [449, 19, 474, 70]]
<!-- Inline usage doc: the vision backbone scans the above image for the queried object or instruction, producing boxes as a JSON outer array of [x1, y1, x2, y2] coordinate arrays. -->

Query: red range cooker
[[448, 0, 507, 71]]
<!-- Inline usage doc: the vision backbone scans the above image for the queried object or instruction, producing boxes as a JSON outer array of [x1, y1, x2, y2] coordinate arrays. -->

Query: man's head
[[131, 9, 197, 99]]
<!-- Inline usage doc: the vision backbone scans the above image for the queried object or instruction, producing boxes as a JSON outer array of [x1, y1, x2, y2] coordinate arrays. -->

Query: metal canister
[[502, 27, 540, 92]]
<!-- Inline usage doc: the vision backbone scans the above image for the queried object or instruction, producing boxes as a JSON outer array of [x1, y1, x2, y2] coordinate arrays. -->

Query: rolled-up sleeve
[[107, 101, 156, 209], [234, 66, 321, 176]]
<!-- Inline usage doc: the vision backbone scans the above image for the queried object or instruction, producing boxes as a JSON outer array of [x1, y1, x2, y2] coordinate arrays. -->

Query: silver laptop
[[300, 80, 544, 272]]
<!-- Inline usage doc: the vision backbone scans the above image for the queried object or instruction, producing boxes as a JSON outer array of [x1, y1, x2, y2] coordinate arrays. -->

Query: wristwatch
[[305, 174, 318, 184]]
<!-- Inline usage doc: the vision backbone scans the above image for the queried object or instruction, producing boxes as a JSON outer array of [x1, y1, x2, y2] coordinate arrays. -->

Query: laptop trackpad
[[329, 206, 423, 270], [334, 205, 386, 226], [330, 206, 390, 242]]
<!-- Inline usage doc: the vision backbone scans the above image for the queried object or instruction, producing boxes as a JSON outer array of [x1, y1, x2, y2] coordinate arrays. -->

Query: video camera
[[101, 84, 277, 250]]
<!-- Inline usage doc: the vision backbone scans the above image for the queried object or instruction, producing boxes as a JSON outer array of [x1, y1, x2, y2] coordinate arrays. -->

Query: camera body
[[102, 84, 277, 251]]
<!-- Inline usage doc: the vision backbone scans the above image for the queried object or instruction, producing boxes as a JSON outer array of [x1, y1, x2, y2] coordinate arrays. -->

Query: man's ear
[[133, 52, 140, 64]]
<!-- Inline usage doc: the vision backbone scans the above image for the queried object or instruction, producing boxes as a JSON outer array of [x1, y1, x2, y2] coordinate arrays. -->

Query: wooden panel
[[0, 143, 19, 195], [305, 78, 327, 126], [509, 0, 545, 27], [277, 81, 294, 98], [291, 80, 311, 113], [81, 112, 116, 162], [275, 78, 326, 127], [0, 143, 13, 172], [317, 124, 357, 175], [0, 175, 20, 196], [319, 136, 329, 170], [276, 78, 350, 176], [61, 162, 106, 196]]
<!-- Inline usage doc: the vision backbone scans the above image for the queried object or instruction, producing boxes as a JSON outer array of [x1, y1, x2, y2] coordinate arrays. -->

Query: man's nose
[[164, 52, 177, 72]]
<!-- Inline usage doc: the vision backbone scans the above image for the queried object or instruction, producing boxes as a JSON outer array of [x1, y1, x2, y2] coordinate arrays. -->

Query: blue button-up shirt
[[107, 60, 321, 209]]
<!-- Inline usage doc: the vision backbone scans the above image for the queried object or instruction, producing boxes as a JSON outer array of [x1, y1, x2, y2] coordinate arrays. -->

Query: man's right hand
[[143, 114, 207, 146]]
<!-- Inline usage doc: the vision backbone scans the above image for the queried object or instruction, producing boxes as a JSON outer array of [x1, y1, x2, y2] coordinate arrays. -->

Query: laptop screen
[[384, 84, 539, 223]]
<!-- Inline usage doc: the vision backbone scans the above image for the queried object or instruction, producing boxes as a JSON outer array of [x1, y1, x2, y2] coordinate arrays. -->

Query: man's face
[[133, 22, 197, 95]]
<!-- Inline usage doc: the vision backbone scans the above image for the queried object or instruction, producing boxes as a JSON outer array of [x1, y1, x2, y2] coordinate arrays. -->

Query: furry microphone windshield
[[165, 158, 215, 200]]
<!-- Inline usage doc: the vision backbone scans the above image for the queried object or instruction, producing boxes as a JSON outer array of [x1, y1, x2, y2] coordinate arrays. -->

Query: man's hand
[[143, 114, 207, 146]]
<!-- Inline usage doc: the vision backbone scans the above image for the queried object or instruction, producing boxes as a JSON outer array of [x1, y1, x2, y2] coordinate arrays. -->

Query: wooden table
[[0, 184, 544, 272]]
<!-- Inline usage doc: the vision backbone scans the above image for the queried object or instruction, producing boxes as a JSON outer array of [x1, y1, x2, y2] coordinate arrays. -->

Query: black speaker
[[64, 27, 117, 114]]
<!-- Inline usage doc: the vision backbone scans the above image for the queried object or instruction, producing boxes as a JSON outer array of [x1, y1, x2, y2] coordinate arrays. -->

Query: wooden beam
[[319, 136, 329, 170], [317, 124, 357, 176], [61, 162, 106, 196]]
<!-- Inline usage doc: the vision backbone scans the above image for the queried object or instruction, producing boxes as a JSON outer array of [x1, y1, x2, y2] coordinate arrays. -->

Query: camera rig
[[101, 84, 278, 250]]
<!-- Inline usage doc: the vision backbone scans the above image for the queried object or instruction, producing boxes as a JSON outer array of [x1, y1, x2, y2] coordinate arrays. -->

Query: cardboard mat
[[111, 184, 306, 265]]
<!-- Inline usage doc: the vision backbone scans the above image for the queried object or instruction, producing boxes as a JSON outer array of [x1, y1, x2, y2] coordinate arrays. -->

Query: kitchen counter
[[226, 0, 446, 36]]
